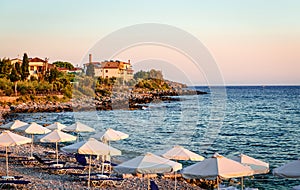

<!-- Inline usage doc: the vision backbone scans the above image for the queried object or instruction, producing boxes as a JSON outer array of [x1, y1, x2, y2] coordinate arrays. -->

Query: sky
[[0, 0, 299, 85]]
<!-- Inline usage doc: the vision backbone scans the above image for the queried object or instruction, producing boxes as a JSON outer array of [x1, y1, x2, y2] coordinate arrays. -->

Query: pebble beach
[[0, 140, 203, 190]]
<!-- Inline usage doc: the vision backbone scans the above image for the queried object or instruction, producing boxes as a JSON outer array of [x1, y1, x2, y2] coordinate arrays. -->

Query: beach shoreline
[[0, 139, 203, 189]]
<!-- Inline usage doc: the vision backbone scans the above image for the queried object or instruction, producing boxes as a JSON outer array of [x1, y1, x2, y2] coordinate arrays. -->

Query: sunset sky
[[1, 0, 299, 85]]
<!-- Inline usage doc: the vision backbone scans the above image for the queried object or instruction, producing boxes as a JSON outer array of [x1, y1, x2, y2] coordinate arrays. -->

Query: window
[[30, 66, 34, 71], [106, 70, 108, 73]]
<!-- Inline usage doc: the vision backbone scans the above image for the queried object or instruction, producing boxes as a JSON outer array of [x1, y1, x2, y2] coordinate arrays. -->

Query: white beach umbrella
[[232, 154, 269, 174], [114, 152, 182, 190], [155, 145, 204, 161], [114, 152, 182, 174], [0, 120, 28, 130], [273, 159, 300, 178], [15, 122, 51, 157], [46, 122, 68, 131], [40, 130, 76, 164], [62, 138, 121, 188], [155, 145, 204, 189], [63, 122, 95, 141], [63, 122, 95, 133], [0, 130, 32, 176], [91, 128, 129, 143], [182, 153, 253, 190], [61, 138, 121, 156]]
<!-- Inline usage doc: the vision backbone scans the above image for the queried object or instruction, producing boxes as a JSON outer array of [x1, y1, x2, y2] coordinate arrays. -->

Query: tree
[[15, 62, 21, 75], [21, 53, 30, 80], [133, 70, 149, 80], [149, 69, 163, 80], [86, 64, 95, 77], [53, 61, 74, 70], [48, 68, 60, 83], [10, 65, 21, 96], [0, 58, 12, 78]]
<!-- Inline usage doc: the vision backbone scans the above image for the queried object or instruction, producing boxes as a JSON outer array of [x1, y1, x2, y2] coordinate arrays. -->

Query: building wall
[[28, 61, 46, 78], [102, 68, 119, 78]]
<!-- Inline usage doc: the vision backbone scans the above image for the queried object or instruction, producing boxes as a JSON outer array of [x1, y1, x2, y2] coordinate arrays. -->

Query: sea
[[7, 86, 300, 190]]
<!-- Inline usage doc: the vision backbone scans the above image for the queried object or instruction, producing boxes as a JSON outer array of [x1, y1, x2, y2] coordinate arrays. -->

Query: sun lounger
[[33, 154, 65, 166], [89, 177, 124, 188], [71, 172, 110, 178], [46, 166, 87, 175]]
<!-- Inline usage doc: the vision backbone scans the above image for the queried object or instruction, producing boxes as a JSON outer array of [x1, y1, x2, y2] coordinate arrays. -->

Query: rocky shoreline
[[0, 89, 207, 124]]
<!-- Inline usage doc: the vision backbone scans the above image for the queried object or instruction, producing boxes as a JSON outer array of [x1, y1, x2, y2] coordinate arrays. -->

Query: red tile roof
[[102, 62, 120, 69], [29, 57, 46, 62]]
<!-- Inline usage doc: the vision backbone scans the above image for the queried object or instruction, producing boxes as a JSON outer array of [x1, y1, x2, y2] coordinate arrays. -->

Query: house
[[10, 57, 52, 79], [28, 57, 49, 78], [84, 54, 133, 81]]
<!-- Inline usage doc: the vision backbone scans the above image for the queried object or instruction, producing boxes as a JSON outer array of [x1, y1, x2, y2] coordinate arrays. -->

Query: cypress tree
[[21, 53, 30, 80]]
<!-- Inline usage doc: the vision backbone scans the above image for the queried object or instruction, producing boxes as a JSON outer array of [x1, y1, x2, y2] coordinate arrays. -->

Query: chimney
[[89, 54, 92, 63], [128, 60, 130, 64]]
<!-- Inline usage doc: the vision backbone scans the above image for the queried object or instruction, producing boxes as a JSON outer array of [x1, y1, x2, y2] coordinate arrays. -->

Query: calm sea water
[[7, 86, 300, 190]]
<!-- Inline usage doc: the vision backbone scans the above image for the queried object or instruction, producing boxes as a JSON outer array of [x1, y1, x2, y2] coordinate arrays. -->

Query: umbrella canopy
[[40, 130, 76, 164], [40, 130, 77, 143], [0, 120, 28, 130], [273, 159, 300, 178], [0, 130, 32, 176], [15, 122, 51, 134], [46, 122, 68, 131], [63, 122, 95, 133], [62, 138, 121, 188], [61, 138, 121, 156], [155, 145, 205, 161], [114, 152, 182, 174], [232, 154, 269, 174], [91, 128, 129, 142], [15, 122, 51, 157], [0, 130, 32, 146], [182, 153, 253, 179]]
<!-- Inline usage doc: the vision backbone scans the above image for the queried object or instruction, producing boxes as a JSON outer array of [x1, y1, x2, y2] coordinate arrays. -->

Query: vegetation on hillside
[[0, 54, 174, 105], [53, 61, 74, 70], [133, 69, 169, 91]]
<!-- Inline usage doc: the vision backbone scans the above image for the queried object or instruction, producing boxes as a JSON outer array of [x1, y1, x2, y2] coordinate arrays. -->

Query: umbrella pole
[[217, 177, 219, 190], [56, 142, 58, 164], [241, 177, 244, 190], [147, 174, 150, 190], [31, 134, 34, 157], [88, 155, 92, 188], [174, 171, 177, 190], [5, 146, 8, 176]]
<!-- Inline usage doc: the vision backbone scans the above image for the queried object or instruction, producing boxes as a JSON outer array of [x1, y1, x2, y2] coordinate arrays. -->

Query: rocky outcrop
[[3, 88, 207, 121]]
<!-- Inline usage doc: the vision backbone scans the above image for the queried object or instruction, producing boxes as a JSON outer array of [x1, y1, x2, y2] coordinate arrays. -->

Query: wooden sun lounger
[[72, 172, 110, 178], [46, 166, 87, 175], [89, 177, 124, 188]]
